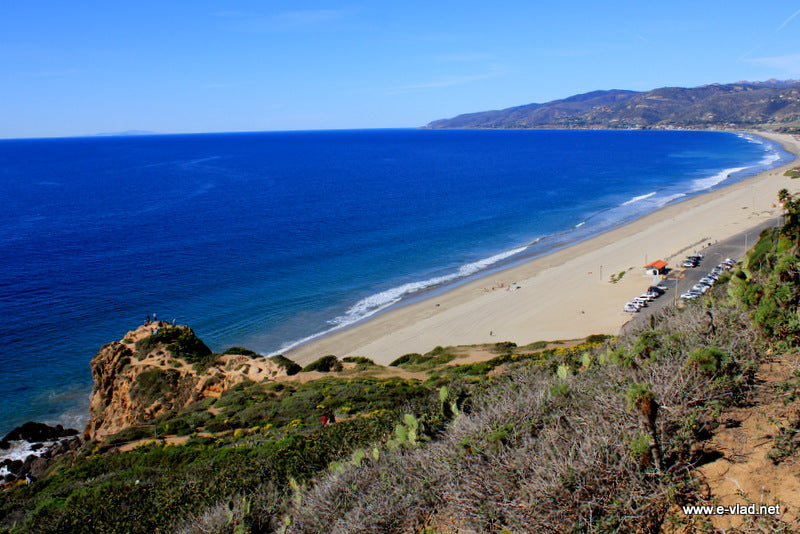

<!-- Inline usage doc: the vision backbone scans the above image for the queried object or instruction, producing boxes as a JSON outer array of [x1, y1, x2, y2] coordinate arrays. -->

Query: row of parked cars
[[680, 257, 735, 300], [680, 254, 704, 268], [623, 284, 668, 313]]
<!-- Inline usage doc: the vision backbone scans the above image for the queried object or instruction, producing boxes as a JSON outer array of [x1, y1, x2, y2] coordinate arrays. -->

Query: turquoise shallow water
[[0, 128, 792, 435]]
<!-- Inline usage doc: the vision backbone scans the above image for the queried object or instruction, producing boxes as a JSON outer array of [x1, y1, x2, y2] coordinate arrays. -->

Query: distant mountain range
[[426, 80, 800, 130]]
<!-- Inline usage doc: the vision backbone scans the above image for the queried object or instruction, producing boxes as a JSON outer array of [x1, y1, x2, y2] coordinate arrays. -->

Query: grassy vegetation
[[784, 166, 800, 179], [4, 192, 800, 532], [270, 355, 301, 376], [135, 327, 218, 371], [301, 355, 343, 373], [389, 345, 457, 371]]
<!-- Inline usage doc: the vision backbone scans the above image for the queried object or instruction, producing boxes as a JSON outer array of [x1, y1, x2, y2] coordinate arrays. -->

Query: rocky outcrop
[[0, 422, 83, 485], [1, 422, 78, 448], [1, 434, 83, 484], [85, 323, 293, 441]]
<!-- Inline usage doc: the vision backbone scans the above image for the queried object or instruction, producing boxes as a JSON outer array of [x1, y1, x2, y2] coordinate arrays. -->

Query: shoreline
[[284, 131, 800, 366]]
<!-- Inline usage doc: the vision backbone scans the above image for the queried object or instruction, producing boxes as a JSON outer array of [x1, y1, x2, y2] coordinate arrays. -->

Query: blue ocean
[[0, 129, 792, 435]]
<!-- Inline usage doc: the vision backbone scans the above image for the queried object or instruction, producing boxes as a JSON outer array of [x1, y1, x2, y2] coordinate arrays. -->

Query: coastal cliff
[[85, 322, 293, 441]]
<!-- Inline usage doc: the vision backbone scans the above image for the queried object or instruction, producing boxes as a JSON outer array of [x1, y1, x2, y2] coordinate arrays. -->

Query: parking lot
[[621, 217, 779, 333]]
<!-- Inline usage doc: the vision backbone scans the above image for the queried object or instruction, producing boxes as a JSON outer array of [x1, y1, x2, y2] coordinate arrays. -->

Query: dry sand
[[285, 132, 800, 367]]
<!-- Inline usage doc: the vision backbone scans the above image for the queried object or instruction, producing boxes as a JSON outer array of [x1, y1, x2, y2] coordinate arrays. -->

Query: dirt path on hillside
[[668, 352, 800, 531]]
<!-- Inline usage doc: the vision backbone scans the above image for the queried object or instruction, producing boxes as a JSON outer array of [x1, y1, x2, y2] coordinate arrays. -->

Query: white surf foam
[[690, 166, 747, 191], [0, 440, 57, 478], [267, 244, 529, 356], [622, 192, 657, 206]]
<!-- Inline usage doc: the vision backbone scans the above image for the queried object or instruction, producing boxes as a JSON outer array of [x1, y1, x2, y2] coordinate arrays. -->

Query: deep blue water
[[0, 129, 792, 435]]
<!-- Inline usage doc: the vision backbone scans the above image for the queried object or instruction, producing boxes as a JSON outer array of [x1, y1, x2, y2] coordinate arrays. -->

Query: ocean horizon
[[0, 128, 793, 437]]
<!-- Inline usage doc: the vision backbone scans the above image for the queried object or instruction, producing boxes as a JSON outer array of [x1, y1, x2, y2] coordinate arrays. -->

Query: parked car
[[623, 303, 639, 313], [648, 285, 665, 295]]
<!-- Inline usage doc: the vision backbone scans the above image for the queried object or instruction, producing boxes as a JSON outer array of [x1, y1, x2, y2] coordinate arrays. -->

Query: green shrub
[[585, 334, 612, 344], [492, 341, 517, 353], [135, 327, 216, 370], [389, 347, 456, 371], [303, 355, 343, 373], [390, 353, 420, 366], [271, 355, 302, 375], [131, 369, 180, 405], [686, 346, 731, 375]]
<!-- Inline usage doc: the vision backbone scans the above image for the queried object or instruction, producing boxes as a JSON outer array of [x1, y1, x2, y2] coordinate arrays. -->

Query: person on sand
[[145, 315, 150, 325]]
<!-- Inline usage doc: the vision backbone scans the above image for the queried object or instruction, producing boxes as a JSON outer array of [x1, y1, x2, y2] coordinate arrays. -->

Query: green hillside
[[427, 80, 800, 131]]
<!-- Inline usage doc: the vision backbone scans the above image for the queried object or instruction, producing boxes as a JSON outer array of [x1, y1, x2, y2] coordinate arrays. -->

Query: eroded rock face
[[85, 337, 154, 441], [84, 323, 289, 441]]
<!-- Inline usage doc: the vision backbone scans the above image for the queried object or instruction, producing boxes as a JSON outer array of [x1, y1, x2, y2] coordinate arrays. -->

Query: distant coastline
[[426, 80, 800, 131]]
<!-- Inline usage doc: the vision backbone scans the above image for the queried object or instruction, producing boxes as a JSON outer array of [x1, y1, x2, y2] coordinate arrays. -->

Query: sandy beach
[[285, 132, 800, 366]]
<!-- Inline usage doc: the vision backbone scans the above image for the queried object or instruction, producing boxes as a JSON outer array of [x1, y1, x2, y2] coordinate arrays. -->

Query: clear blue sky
[[3, 1, 800, 138]]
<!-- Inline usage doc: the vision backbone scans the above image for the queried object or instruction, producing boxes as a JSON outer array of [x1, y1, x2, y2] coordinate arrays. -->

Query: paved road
[[621, 217, 779, 333]]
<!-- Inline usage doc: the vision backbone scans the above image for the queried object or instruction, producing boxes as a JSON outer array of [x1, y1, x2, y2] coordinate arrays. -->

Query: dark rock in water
[[2, 422, 79, 443], [30, 443, 44, 451], [3, 474, 14, 484], [0, 440, 9, 450], [6, 460, 23, 475]]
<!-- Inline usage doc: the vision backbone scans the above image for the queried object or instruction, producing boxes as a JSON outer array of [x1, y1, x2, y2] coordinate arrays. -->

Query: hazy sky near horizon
[[3, 1, 800, 138]]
